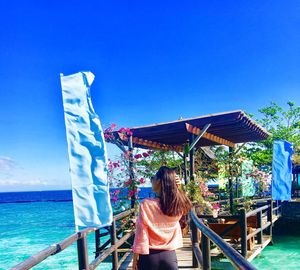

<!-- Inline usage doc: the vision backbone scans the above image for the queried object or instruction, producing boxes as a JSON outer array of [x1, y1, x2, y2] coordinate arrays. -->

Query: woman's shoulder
[[141, 198, 160, 205], [140, 198, 160, 209]]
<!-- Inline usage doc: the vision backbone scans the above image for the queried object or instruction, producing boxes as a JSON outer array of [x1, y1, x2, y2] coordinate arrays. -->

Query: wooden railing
[[12, 208, 135, 270], [11, 198, 282, 270], [190, 208, 257, 270], [190, 199, 282, 270]]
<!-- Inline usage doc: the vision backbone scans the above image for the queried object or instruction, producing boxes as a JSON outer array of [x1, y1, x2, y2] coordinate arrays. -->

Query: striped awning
[[109, 110, 270, 151]]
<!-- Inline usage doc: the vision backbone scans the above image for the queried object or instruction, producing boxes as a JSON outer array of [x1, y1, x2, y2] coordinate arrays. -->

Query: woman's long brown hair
[[155, 166, 192, 216]]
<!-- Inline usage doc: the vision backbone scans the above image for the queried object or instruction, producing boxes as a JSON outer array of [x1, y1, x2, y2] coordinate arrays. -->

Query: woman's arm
[[132, 253, 139, 270]]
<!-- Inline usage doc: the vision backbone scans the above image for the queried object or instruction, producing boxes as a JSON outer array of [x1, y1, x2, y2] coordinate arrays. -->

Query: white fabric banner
[[60, 71, 112, 228]]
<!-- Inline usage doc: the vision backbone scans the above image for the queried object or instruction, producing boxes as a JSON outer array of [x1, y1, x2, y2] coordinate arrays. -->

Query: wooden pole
[[77, 235, 89, 270], [239, 208, 247, 257], [267, 199, 273, 244], [183, 153, 188, 185], [229, 147, 234, 214], [201, 234, 211, 270], [128, 135, 135, 208], [95, 229, 101, 258], [189, 134, 195, 182], [110, 220, 118, 270], [191, 218, 199, 268], [257, 211, 263, 245]]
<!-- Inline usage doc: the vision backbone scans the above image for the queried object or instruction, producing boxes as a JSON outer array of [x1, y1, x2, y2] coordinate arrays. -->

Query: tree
[[244, 101, 300, 167]]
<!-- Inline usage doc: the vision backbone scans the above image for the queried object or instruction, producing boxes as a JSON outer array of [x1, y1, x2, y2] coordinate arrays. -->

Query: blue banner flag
[[272, 140, 294, 201], [60, 71, 113, 228]]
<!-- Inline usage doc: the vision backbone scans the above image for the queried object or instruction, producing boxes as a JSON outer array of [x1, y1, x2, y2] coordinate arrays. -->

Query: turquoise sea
[[0, 189, 152, 270], [252, 235, 300, 269], [1, 191, 300, 269], [0, 200, 111, 270]]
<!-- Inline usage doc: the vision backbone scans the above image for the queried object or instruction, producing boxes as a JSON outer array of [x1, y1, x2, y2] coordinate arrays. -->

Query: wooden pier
[[118, 199, 281, 270], [119, 216, 277, 270], [12, 199, 281, 270]]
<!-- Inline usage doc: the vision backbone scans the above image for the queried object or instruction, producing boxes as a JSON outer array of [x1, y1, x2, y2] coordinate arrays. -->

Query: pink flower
[[142, 152, 149, 158], [213, 203, 220, 210], [127, 130, 133, 136], [112, 196, 118, 203], [134, 154, 142, 159], [128, 190, 135, 197], [111, 123, 117, 129], [115, 189, 121, 195], [124, 179, 133, 186], [113, 162, 119, 168], [139, 178, 145, 184]]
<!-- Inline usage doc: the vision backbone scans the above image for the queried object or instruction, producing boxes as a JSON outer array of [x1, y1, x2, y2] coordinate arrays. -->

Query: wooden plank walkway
[[119, 235, 198, 270], [120, 214, 279, 270]]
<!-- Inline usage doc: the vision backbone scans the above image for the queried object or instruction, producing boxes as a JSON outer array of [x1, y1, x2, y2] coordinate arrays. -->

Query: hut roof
[[111, 110, 270, 151]]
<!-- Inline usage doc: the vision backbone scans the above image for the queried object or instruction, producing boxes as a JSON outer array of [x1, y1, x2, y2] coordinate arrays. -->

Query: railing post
[[111, 220, 118, 270], [257, 211, 263, 245], [239, 208, 247, 257], [77, 233, 89, 270], [201, 234, 211, 270], [279, 200, 282, 216], [191, 218, 200, 268], [95, 229, 101, 258], [267, 199, 273, 243]]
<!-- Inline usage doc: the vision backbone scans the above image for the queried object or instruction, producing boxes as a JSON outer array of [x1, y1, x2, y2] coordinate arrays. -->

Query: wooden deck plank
[[246, 236, 271, 262]]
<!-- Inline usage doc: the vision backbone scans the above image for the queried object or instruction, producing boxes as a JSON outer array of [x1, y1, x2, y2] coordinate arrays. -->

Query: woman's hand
[[175, 174, 182, 188], [132, 253, 139, 270]]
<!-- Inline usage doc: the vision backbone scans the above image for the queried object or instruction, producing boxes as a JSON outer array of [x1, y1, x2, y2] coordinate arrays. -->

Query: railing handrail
[[11, 209, 135, 270], [246, 205, 269, 218], [217, 196, 271, 205], [190, 208, 257, 270]]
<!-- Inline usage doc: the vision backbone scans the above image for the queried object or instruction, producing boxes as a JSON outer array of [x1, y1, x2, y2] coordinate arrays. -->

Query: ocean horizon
[[0, 187, 153, 204], [0, 188, 153, 270]]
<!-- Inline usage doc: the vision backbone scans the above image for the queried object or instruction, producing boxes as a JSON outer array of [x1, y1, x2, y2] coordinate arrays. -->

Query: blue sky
[[0, 1, 299, 191]]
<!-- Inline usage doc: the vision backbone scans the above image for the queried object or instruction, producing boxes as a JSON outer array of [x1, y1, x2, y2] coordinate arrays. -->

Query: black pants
[[138, 249, 178, 270]]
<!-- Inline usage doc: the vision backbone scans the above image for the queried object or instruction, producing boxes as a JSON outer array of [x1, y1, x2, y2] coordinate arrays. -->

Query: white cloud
[[0, 156, 71, 192], [0, 156, 18, 171], [0, 178, 44, 186]]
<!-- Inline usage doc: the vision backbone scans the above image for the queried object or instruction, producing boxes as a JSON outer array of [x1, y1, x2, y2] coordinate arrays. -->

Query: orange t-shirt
[[132, 198, 183, 255]]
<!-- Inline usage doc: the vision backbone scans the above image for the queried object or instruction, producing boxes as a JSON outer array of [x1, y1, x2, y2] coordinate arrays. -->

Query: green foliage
[[214, 146, 243, 180], [137, 150, 183, 178], [183, 178, 215, 214], [244, 101, 300, 166]]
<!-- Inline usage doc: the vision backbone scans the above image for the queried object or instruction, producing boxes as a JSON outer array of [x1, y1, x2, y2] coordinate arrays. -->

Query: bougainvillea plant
[[104, 124, 154, 211]]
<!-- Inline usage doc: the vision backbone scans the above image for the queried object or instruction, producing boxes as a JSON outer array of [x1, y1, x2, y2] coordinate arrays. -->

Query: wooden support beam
[[118, 133, 183, 152], [189, 123, 211, 151], [185, 123, 235, 148]]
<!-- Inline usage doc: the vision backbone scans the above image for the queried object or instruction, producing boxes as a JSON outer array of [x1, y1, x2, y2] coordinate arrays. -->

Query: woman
[[132, 166, 192, 270]]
